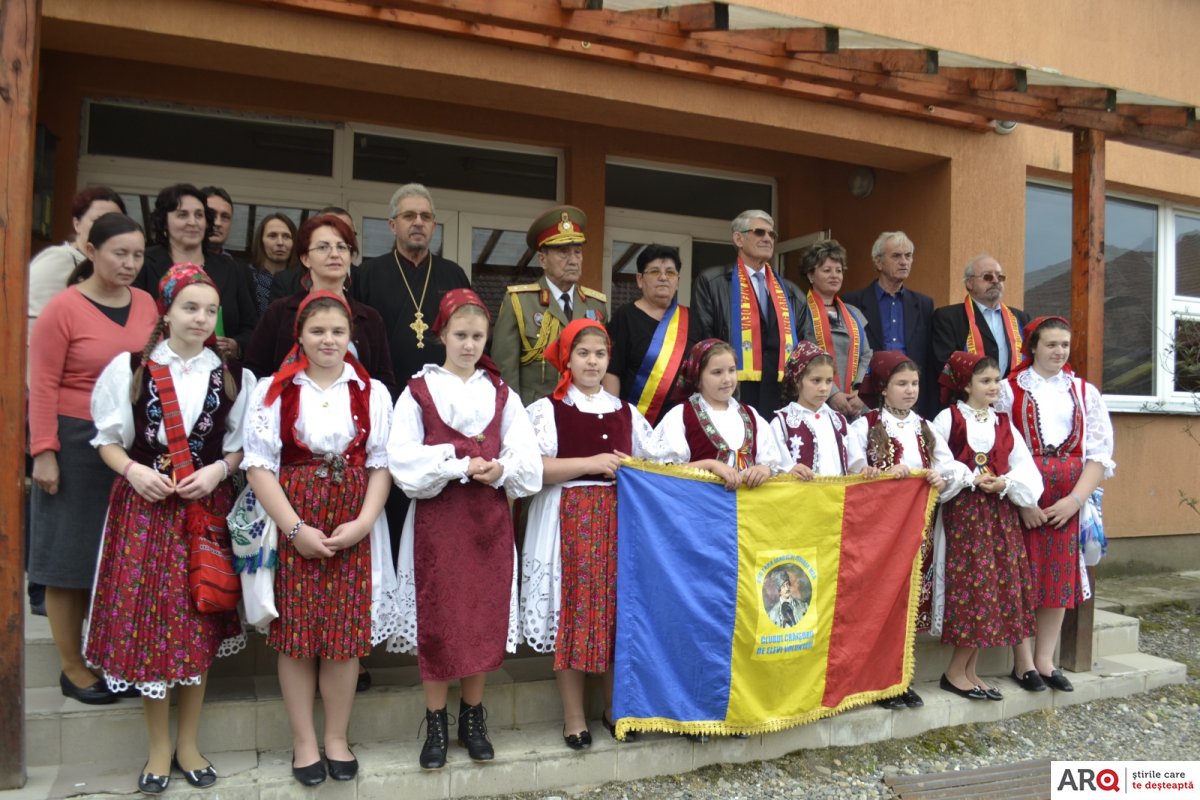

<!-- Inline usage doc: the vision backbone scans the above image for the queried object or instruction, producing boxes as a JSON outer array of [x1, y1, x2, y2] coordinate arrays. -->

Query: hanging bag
[[147, 360, 241, 613]]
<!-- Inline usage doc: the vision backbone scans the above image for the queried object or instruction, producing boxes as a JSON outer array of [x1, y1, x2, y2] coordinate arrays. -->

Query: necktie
[[561, 290, 573, 319], [753, 271, 769, 319]]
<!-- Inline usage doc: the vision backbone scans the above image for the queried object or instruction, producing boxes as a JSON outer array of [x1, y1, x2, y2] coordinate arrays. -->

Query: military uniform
[[491, 206, 608, 406]]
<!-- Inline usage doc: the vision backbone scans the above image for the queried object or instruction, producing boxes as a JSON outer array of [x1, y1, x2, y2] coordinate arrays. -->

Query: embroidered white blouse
[[846, 408, 967, 501], [930, 402, 1044, 508], [241, 362, 392, 473], [996, 369, 1115, 478], [652, 394, 784, 472], [768, 401, 847, 476], [90, 341, 253, 453], [388, 365, 542, 499]]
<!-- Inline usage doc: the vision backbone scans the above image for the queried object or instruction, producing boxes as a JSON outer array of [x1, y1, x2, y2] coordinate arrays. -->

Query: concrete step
[[22, 607, 1142, 689], [9, 652, 1187, 800]]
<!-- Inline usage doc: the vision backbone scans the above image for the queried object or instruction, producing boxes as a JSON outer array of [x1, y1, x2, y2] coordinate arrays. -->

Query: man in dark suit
[[692, 209, 807, 418], [931, 254, 1031, 405], [842, 231, 938, 419]]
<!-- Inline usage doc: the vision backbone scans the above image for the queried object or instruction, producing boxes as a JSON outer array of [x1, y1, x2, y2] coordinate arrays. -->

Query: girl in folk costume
[[930, 352, 1043, 702], [387, 289, 542, 770], [847, 350, 957, 711], [769, 340, 852, 479], [521, 319, 657, 751], [654, 339, 784, 491], [243, 291, 400, 787], [995, 316, 1114, 693], [85, 263, 252, 794]]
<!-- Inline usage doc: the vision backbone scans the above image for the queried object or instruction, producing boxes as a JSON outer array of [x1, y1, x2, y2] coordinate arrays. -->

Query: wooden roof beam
[[617, 3, 728, 31], [559, 0, 602, 9], [795, 48, 937, 75], [1114, 104, 1196, 128], [940, 67, 1027, 92], [783, 26, 839, 54], [1026, 85, 1117, 111]]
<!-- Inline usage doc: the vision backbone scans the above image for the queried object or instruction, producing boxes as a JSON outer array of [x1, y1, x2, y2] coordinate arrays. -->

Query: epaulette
[[506, 283, 542, 293], [579, 286, 608, 302]]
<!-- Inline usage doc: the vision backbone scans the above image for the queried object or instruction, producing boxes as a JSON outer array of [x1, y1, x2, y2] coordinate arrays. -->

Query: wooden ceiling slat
[[940, 67, 1027, 92], [1025, 85, 1117, 112], [675, 2, 729, 32], [782, 27, 839, 54], [1115, 104, 1196, 127], [794, 48, 937, 75]]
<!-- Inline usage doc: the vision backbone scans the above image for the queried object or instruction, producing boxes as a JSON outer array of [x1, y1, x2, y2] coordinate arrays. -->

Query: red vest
[[1007, 376, 1084, 458], [863, 409, 931, 469], [553, 398, 633, 482], [682, 399, 758, 465], [279, 377, 370, 466], [774, 407, 849, 473], [946, 404, 1013, 475]]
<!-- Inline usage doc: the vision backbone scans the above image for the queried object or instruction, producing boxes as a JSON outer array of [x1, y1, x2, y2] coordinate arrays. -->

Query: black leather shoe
[[356, 668, 371, 693], [876, 694, 907, 710], [982, 686, 1003, 701], [1011, 668, 1048, 692], [563, 728, 592, 750], [326, 753, 358, 781], [1040, 669, 1074, 692], [137, 764, 170, 795], [939, 674, 988, 700], [291, 754, 326, 787], [419, 708, 450, 769], [902, 687, 924, 708], [172, 754, 217, 788], [60, 672, 117, 705], [602, 713, 639, 742], [457, 700, 495, 761]]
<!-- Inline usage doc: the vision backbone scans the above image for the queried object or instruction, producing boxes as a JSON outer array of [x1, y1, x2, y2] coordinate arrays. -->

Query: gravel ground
[[486, 605, 1200, 800]]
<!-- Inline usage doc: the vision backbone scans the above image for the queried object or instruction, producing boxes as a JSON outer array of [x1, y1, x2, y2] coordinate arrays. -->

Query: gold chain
[[393, 249, 434, 348]]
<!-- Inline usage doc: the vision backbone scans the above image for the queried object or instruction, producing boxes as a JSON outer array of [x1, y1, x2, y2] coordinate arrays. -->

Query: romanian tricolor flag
[[613, 461, 937, 738]]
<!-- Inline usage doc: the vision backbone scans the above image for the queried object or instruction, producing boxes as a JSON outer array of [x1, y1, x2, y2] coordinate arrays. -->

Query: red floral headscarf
[[543, 319, 609, 401], [157, 262, 219, 347], [857, 350, 918, 408], [431, 288, 502, 381], [263, 290, 370, 405], [673, 338, 730, 397], [938, 350, 987, 406], [1012, 315, 1073, 377]]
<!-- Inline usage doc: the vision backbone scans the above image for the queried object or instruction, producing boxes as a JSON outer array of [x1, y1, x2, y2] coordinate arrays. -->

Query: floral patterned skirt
[[940, 489, 1036, 647], [1024, 454, 1084, 609], [554, 484, 617, 673], [85, 479, 244, 698], [267, 463, 372, 660]]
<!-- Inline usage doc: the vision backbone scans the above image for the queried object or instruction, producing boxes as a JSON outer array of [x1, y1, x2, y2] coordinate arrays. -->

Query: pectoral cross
[[410, 311, 429, 348]]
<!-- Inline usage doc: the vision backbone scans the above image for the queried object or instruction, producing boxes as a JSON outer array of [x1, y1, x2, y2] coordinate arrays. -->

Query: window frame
[[1026, 179, 1200, 415]]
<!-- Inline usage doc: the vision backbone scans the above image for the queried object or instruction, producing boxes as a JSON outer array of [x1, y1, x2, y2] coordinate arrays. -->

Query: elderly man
[[693, 209, 806, 419], [492, 205, 608, 406], [932, 253, 1031, 392], [842, 231, 937, 418], [355, 184, 471, 397], [602, 244, 698, 425]]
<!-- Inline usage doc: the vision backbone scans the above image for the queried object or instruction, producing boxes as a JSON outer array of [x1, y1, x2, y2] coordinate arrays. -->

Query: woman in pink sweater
[[28, 212, 159, 705]]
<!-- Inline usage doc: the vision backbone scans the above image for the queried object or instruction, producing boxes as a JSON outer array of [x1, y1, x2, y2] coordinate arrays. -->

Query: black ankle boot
[[457, 700, 495, 761], [419, 707, 449, 769]]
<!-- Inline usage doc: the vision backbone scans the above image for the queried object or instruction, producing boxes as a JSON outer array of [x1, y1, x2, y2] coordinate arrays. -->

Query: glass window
[[359, 216, 443, 261], [606, 163, 772, 220], [1024, 185, 1158, 398], [1175, 213, 1200, 298], [611, 240, 647, 312], [468, 225, 537, 321], [353, 134, 557, 200], [1174, 318, 1200, 394], [87, 103, 335, 176]]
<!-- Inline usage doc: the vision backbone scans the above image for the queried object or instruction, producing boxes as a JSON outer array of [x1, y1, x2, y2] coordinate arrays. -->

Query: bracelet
[[1069, 493, 1085, 510], [216, 459, 231, 480], [122, 461, 136, 481], [287, 521, 303, 542]]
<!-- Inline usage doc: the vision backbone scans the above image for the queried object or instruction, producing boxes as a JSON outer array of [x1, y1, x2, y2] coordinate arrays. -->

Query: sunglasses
[[741, 227, 778, 241], [973, 272, 1007, 283]]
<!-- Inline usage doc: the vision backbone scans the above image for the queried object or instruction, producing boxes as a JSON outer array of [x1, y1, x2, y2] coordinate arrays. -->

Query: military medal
[[394, 249, 434, 348], [974, 452, 989, 468]]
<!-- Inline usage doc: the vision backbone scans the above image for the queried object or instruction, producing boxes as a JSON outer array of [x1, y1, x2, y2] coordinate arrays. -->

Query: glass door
[[603, 227, 693, 311]]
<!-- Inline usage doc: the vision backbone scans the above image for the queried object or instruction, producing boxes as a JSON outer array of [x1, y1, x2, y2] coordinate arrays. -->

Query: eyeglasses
[[308, 242, 351, 256], [643, 267, 680, 278], [741, 227, 778, 241], [972, 272, 1007, 283], [394, 211, 435, 223]]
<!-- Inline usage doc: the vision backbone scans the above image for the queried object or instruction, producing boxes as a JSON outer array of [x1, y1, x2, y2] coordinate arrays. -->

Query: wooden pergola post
[[1062, 127, 1105, 673], [0, 0, 40, 789]]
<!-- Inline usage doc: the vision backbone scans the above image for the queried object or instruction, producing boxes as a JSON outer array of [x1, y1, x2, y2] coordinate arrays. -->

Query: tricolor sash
[[963, 297, 1022, 373], [630, 301, 690, 425], [730, 259, 797, 382], [806, 291, 863, 393]]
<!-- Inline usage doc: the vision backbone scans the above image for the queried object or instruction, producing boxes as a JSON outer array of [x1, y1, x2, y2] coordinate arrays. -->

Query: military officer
[[492, 205, 608, 406]]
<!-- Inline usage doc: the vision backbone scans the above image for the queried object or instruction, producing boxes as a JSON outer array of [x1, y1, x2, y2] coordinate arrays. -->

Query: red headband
[[431, 288, 502, 381], [857, 350, 918, 408], [1012, 315, 1072, 377], [938, 351, 987, 406], [543, 319, 609, 401]]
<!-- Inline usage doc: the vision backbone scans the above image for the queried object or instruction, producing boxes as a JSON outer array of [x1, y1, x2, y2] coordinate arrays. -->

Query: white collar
[[150, 340, 220, 371], [956, 400, 994, 420], [1017, 368, 1072, 391], [545, 277, 573, 301], [293, 362, 363, 390], [695, 393, 741, 415], [564, 384, 622, 410], [417, 363, 492, 384]]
